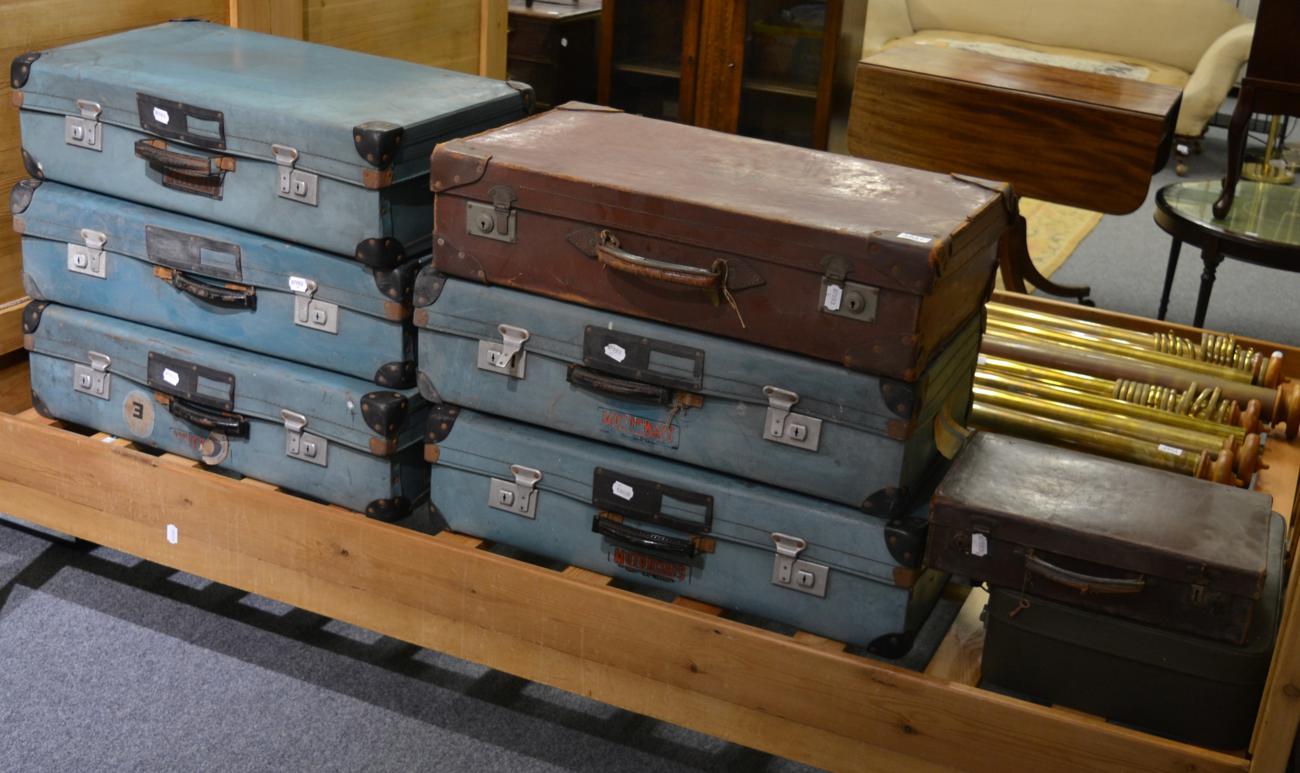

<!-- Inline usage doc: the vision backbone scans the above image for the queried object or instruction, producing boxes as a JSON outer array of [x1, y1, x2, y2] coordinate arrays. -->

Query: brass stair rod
[[973, 370, 1248, 444], [986, 317, 1254, 384], [969, 401, 1234, 485], [973, 385, 1240, 462], [981, 332, 1289, 420], [976, 353, 1117, 396]]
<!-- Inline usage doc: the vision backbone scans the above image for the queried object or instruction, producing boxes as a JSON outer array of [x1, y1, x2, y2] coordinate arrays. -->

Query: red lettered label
[[599, 408, 679, 448], [611, 546, 689, 583]]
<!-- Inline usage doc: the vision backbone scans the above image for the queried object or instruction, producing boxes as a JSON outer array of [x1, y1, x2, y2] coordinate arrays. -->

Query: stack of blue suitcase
[[11, 21, 530, 519], [413, 107, 1013, 656]]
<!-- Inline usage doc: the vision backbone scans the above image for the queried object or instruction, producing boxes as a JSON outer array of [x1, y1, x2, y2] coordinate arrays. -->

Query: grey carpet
[[1045, 124, 1300, 347]]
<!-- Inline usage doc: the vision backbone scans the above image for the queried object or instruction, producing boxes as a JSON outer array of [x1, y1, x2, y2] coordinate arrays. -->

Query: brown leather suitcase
[[925, 433, 1273, 644], [430, 104, 1013, 381]]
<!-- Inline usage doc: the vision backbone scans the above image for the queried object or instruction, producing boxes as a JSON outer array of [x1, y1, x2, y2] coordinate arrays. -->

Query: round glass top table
[[1153, 179, 1300, 327]]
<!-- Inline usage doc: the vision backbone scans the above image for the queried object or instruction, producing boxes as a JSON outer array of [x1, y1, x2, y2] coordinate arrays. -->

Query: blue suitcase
[[414, 272, 979, 514], [24, 303, 427, 519], [425, 408, 945, 655], [11, 20, 529, 261], [13, 179, 421, 386]]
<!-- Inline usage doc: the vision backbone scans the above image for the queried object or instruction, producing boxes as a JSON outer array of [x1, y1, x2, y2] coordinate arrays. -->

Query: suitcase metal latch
[[466, 185, 518, 243], [488, 464, 541, 518], [272, 144, 319, 206], [67, 229, 108, 279], [477, 324, 529, 379], [65, 100, 103, 151], [282, 409, 328, 467], [73, 351, 112, 400], [762, 386, 822, 452], [289, 276, 338, 334], [770, 533, 828, 598]]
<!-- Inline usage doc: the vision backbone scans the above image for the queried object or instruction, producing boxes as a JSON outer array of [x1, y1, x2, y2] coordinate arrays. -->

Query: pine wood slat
[[925, 588, 987, 687], [0, 413, 1251, 773]]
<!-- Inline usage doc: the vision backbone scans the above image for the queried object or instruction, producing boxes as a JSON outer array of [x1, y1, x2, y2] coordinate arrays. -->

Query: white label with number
[[1157, 444, 1184, 456], [162, 368, 180, 386], [897, 232, 933, 244], [153, 107, 171, 125], [971, 533, 988, 557], [166, 523, 179, 544], [603, 343, 627, 363], [611, 481, 634, 501], [288, 276, 310, 293], [823, 283, 843, 311]]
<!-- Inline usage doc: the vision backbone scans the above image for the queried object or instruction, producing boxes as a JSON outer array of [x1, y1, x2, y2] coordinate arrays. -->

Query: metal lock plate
[[65, 100, 103, 151], [465, 185, 518, 243], [488, 464, 542, 518], [770, 533, 828, 598], [73, 351, 112, 400], [819, 278, 879, 323], [67, 229, 108, 279], [289, 277, 338, 334], [477, 323, 529, 379], [762, 386, 822, 452], [272, 144, 319, 206], [282, 409, 328, 467]]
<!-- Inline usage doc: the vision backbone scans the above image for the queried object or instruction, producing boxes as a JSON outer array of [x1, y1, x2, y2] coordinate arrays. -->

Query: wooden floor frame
[[0, 293, 1297, 773]]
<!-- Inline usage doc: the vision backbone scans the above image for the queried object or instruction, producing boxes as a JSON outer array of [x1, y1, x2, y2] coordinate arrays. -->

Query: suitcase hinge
[[488, 464, 541, 519], [73, 351, 111, 400], [282, 408, 328, 467], [770, 533, 828, 598], [65, 100, 103, 151], [272, 144, 319, 206], [288, 276, 338, 334], [762, 386, 822, 452], [466, 185, 517, 243], [818, 256, 878, 322], [477, 323, 529, 379], [67, 229, 108, 279]]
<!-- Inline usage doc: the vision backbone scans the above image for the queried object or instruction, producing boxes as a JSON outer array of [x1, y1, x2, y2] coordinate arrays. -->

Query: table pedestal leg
[[1193, 240, 1223, 328], [997, 214, 1093, 304], [1157, 238, 1181, 320]]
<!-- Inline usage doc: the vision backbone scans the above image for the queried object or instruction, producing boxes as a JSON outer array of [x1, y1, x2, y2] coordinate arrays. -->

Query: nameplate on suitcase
[[145, 225, 243, 281], [147, 352, 236, 411], [582, 328, 704, 391], [592, 467, 712, 535]]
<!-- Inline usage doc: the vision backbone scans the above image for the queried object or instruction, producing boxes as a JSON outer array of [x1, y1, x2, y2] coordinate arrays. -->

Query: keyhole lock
[[475, 212, 495, 234], [844, 291, 866, 313]]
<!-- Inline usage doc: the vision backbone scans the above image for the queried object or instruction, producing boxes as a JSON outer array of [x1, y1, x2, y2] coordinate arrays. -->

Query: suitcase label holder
[[67, 228, 107, 278], [282, 408, 328, 467], [478, 324, 530, 378], [73, 351, 112, 400], [488, 463, 542, 518], [770, 532, 829, 598], [64, 99, 103, 151], [590, 468, 714, 566], [762, 386, 822, 452]]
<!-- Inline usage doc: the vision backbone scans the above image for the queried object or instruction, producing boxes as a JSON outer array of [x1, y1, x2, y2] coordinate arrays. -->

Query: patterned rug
[[996, 198, 1103, 288]]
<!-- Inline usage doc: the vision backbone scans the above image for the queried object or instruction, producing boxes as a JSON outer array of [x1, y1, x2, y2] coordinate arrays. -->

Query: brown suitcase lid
[[930, 432, 1272, 599], [431, 104, 1014, 296]]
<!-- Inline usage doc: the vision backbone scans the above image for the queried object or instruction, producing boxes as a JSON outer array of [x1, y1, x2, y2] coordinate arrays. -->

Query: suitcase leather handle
[[1025, 551, 1145, 595], [596, 231, 722, 290], [167, 397, 249, 438], [135, 139, 234, 175], [592, 514, 696, 558], [567, 365, 672, 405], [168, 269, 257, 310]]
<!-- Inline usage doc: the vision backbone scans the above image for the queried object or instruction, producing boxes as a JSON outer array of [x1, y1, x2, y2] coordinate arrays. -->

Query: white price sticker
[[897, 232, 933, 244], [603, 343, 627, 363], [152, 107, 171, 125], [823, 283, 843, 312], [162, 368, 180, 387], [1157, 444, 1184, 456], [288, 276, 310, 293], [166, 523, 179, 545], [611, 481, 635, 501], [100, 435, 118, 444], [971, 533, 988, 557]]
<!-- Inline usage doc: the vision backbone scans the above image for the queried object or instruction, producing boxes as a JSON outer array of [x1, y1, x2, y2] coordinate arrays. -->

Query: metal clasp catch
[[282, 408, 328, 466], [477, 324, 529, 378], [762, 386, 822, 451], [65, 100, 103, 151], [67, 228, 108, 279], [488, 464, 542, 518], [73, 351, 112, 400], [770, 532, 828, 597], [289, 276, 338, 334], [272, 144, 319, 206]]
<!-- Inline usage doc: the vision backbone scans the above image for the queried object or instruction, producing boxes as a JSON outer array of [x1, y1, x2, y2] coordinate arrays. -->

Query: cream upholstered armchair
[[862, 0, 1254, 175]]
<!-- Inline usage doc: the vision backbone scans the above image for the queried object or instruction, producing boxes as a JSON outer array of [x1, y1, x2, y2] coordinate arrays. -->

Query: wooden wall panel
[[0, 0, 229, 350], [229, 0, 303, 38], [303, 0, 484, 74]]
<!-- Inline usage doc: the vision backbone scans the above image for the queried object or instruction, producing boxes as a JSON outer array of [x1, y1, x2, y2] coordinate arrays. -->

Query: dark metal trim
[[360, 391, 408, 437], [22, 300, 48, 334], [423, 403, 460, 444], [10, 51, 39, 89], [411, 265, 446, 308], [354, 237, 407, 270], [9, 178, 40, 215], [352, 121, 404, 169], [21, 148, 43, 179], [373, 360, 415, 389], [880, 380, 918, 420], [365, 496, 412, 522], [884, 512, 928, 569]]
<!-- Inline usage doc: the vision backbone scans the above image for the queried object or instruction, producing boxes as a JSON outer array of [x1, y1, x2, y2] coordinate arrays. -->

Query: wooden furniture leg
[[1214, 84, 1255, 219], [998, 214, 1094, 304], [1193, 238, 1224, 328], [1157, 237, 1182, 320]]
